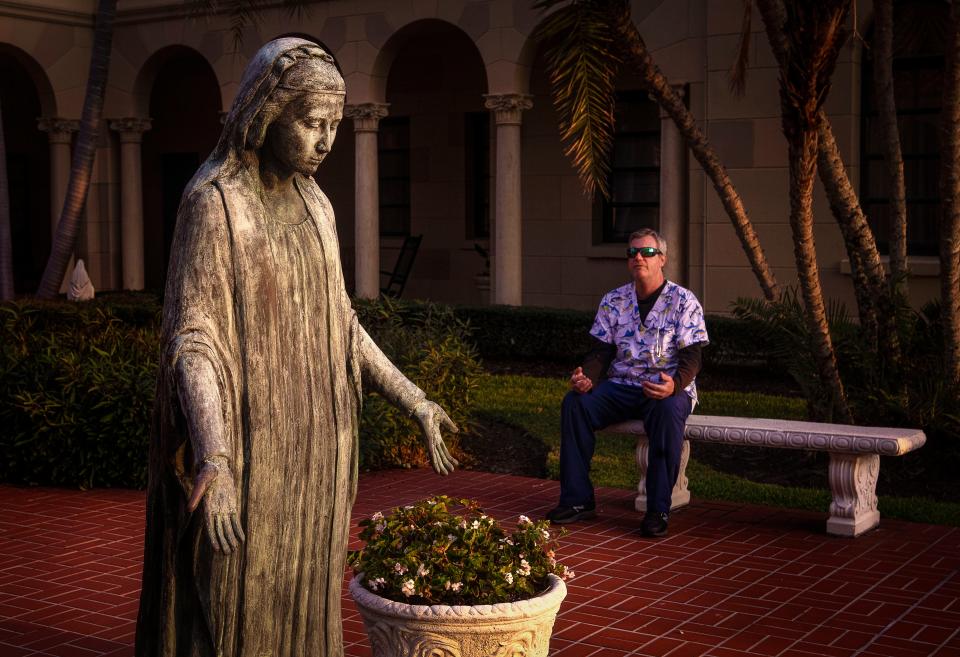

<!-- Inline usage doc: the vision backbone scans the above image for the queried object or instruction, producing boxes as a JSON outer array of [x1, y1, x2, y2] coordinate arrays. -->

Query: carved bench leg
[[827, 453, 880, 537], [635, 437, 691, 513]]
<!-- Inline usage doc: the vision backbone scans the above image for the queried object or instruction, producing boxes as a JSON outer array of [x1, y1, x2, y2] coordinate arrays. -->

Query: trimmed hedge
[[449, 303, 771, 369], [0, 295, 482, 487]]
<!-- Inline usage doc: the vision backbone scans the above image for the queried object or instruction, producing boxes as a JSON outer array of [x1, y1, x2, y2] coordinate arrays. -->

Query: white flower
[[458, 519, 468, 530], [562, 567, 575, 581], [471, 520, 480, 530], [451, 582, 463, 592], [375, 521, 387, 532], [416, 563, 429, 578], [401, 579, 416, 596], [518, 559, 531, 576], [504, 572, 514, 585], [447, 534, 456, 543], [371, 511, 384, 522], [540, 528, 551, 541], [394, 563, 408, 575], [502, 537, 514, 546], [518, 515, 532, 525], [368, 576, 386, 591]]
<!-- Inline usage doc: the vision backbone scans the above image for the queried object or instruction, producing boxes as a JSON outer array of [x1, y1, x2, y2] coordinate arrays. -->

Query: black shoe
[[545, 504, 596, 524], [641, 512, 669, 538]]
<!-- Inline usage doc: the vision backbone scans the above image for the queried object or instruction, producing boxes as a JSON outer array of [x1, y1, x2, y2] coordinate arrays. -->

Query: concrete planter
[[349, 573, 567, 657]]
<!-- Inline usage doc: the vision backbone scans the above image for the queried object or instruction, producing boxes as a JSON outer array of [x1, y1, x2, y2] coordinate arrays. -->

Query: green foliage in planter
[[0, 298, 161, 488], [353, 298, 484, 471], [349, 496, 572, 605]]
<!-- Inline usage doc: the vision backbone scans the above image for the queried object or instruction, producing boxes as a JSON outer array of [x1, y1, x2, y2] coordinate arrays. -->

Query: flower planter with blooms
[[348, 496, 573, 657]]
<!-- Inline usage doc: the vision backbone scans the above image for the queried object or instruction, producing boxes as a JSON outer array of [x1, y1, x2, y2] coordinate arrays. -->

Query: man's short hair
[[628, 228, 667, 258]]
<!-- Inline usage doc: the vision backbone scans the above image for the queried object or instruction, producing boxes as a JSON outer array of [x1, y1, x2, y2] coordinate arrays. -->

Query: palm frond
[[728, 0, 753, 97], [536, 1, 621, 198]]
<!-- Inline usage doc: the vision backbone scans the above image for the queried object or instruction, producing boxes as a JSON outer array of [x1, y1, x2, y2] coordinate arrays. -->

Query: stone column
[[344, 103, 389, 299], [659, 86, 687, 285], [37, 118, 80, 291], [109, 118, 152, 290], [483, 94, 532, 306]]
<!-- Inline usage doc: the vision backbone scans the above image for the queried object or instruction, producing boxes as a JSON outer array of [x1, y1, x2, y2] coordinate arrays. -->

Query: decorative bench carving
[[604, 415, 926, 537]]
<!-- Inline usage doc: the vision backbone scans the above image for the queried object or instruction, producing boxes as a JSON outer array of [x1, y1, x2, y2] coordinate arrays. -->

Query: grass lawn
[[471, 373, 960, 526]]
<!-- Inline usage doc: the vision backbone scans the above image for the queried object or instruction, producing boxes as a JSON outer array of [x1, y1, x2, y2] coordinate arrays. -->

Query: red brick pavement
[[1, 469, 958, 656]]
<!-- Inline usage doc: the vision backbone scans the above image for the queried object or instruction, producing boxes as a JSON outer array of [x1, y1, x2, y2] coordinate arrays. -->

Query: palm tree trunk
[[778, 0, 854, 423], [786, 128, 853, 423], [35, 0, 117, 298], [0, 98, 13, 300], [757, 0, 901, 371], [873, 0, 908, 291], [611, 8, 780, 302], [940, 0, 960, 387]]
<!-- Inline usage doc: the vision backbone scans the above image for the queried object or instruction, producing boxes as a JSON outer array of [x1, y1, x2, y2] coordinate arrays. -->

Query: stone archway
[[0, 45, 53, 294], [373, 19, 489, 303], [138, 46, 221, 292]]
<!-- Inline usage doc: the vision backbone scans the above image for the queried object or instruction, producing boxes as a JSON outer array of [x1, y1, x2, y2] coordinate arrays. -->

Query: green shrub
[[0, 298, 161, 488], [451, 305, 594, 364], [1, 295, 482, 487], [354, 298, 484, 471]]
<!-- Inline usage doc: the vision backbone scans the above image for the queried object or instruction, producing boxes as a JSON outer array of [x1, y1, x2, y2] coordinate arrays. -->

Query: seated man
[[546, 228, 708, 537]]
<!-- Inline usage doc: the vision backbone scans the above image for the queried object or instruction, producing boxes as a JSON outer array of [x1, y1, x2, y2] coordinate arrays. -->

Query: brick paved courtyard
[[1, 469, 958, 656]]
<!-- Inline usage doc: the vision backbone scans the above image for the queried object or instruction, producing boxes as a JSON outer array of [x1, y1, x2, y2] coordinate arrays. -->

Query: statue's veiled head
[[214, 37, 345, 173]]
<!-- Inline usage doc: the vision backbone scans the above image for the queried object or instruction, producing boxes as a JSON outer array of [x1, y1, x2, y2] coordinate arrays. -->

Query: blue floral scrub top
[[590, 281, 709, 404]]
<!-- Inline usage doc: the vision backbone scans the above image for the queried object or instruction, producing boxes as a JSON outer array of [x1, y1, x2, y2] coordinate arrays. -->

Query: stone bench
[[603, 415, 926, 537]]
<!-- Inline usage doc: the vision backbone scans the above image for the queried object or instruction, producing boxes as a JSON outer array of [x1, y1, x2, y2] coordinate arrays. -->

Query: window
[[595, 91, 661, 244], [464, 112, 490, 239], [378, 117, 411, 236], [860, 0, 948, 256]]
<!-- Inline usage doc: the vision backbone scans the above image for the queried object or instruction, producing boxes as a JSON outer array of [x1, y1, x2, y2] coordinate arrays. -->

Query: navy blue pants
[[558, 380, 692, 514]]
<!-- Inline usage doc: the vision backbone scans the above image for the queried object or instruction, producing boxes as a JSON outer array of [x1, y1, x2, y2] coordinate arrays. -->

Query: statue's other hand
[[413, 400, 460, 476], [187, 456, 246, 555]]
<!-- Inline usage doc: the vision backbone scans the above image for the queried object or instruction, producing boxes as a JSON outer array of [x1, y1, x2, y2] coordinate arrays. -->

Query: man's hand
[[187, 456, 246, 555], [570, 366, 593, 394], [642, 372, 675, 399], [413, 400, 459, 475]]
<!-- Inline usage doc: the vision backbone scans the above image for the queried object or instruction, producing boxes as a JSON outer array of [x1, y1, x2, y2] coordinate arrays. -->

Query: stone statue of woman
[[134, 38, 458, 657]]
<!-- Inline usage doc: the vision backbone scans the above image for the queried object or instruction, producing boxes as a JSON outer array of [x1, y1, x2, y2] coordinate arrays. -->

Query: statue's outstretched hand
[[413, 400, 459, 475], [187, 456, 246, 555]]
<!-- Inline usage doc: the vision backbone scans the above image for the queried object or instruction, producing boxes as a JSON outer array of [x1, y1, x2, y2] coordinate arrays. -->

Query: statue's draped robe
[[136, 167, 417, 657]]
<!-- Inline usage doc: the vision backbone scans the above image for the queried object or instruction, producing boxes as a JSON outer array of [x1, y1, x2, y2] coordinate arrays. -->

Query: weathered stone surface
[[66, 258, 94, 301], [349, 574, 566, 657], [607, 415, 926, 537], [135, 37, 457, 657]]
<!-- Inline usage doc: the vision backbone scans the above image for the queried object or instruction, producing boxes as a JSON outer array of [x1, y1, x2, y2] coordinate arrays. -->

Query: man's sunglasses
[[627, 246, 662, 259]]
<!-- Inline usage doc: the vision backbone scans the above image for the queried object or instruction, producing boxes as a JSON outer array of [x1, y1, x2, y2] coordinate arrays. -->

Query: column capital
[[109, 117, 152, 143], [344, 103, 389, 132], [37, 117, 80, 144], [483, 94, 533, 125]]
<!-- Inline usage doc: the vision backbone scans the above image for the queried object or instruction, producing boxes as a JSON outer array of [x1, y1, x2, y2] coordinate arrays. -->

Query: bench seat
[[604, 415, 926, 537]]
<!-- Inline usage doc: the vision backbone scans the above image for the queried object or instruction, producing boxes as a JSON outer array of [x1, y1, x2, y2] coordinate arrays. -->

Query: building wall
[[0, 0, 945, 316]]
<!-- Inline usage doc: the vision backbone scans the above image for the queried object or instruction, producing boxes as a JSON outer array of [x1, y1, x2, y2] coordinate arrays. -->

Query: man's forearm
[[672, 344, 703, 395], [581, 337, 616, 383]]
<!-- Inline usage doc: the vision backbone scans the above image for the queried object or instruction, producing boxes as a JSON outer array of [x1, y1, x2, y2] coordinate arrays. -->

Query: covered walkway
[[1, 469, 958, 656]]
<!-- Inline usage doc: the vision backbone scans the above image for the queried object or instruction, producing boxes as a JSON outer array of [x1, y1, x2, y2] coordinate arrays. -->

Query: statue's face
[[264, 92, 344, 176]]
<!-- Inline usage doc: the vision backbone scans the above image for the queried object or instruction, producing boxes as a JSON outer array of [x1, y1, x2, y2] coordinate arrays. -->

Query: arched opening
[[861, 0, 948, 256], [378, 19, 488, 302], [0, 45, 52, 294], [140, 47, 221, 292]]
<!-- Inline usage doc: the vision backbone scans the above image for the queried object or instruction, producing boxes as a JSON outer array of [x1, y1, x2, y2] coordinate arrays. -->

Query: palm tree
[[755, 0, 902, 379], [35, 0, 117, 298], [872, 0, 909, 292], [534, 0, 780, 302], [940, 0, 960, 387], [0, 98, 12, 300], [775, 0, 854, 422]]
